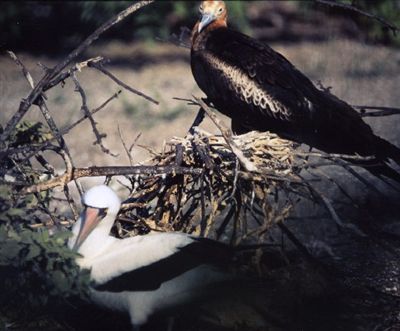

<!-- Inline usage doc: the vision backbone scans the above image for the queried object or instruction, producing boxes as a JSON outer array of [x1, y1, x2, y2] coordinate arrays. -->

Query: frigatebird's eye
[[199, 5, 203, 13], [218, 7, 224, 14]]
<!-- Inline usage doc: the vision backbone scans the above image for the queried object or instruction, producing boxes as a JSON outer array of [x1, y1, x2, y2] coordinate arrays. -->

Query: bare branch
[[0, 0, 154, 146], [6, 51, 35, 89], [194, 96, 258, 172], [71, 72, 117, 157], [314, 0, 399, 35], [22, 165, 204, 194], [43, 56, 104, 92], [118, 125, 135, 166], [0, 90, 121, 167], [89, 61, 159, 105]]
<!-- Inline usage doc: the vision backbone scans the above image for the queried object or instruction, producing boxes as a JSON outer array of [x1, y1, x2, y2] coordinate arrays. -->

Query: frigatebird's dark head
[[197, 0, 227, 33]]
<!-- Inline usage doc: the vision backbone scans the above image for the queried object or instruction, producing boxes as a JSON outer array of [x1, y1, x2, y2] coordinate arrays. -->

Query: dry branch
[[22, 165, 204, 194], [0, 0, 154, 148], [89, 61, 159, 105], [194, 97, 258, 172], [314, 0, 399, 35], [71, 72, 116, 156]]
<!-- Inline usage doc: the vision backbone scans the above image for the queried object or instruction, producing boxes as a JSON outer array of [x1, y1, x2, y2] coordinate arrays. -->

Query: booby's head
[[71, 185, 121, 251], [197, 0, 227, 33]]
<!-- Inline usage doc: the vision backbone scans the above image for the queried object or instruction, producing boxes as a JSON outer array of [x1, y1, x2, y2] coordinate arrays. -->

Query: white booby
[[68, 185, 234, 329]]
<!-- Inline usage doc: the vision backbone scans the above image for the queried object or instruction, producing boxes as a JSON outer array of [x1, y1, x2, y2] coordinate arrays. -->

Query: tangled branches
[[116, 129, 298, 244]]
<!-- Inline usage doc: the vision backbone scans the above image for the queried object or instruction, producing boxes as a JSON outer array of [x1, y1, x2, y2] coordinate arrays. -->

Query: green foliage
[[0, 224, 90, 306], [10, 121, 54, 146], [0, 188, 90, 321], [0, 122, 90, 327]]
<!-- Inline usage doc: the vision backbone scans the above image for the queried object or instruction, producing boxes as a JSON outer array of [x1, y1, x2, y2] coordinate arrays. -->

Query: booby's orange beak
[[198, 13, 216, 33], [72, 207, 104, 251]]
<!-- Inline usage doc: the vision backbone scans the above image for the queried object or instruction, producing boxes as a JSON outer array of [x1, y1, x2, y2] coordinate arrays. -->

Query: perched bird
[[191, 0, 400, 182], [68, 185, 235, 329]]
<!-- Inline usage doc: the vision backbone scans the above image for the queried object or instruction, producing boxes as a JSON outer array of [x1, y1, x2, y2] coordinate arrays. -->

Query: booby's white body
[[68, 185, 230, 327]]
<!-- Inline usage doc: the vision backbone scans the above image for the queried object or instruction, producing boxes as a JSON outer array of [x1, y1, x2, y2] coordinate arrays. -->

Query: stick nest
[[116, 129, 301, 244]]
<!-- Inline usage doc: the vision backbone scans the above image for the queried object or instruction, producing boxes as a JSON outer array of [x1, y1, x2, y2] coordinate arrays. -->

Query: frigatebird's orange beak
[[72, 207, 103, 251]]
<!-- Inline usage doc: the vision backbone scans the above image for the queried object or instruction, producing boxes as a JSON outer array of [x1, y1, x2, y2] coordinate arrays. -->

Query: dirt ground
[[1, 38, 399, 169]]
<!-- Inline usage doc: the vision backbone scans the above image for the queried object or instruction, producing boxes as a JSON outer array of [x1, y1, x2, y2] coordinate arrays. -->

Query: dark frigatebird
[[191, 0, 400, 182]]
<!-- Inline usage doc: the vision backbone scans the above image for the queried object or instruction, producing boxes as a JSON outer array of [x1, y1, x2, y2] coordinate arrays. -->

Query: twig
[[22, 165, 204, 194], [7, 51, 70, 156], [0, 91, 122, 179], [61, 90, 122, 136], [0, 0, 154, 146], [314, 0, 399, 35], [278, 222, 316, 262], [7, 50, 85, 205], [118, 125, 134, 166], [156, 27, 192, 49], [71, 72, 117, 157], [307, 183, 366, 236], [194, 96, 258, 172], [292, 151, 376, 162], [89, 61, 159, 105], [43, 56, 104, 92], [129, 132, 142, 154], [6, 51, 34, 89]]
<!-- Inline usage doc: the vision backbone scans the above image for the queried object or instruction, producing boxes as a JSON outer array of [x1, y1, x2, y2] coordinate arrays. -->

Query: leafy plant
[[0, 122, 90, 328]]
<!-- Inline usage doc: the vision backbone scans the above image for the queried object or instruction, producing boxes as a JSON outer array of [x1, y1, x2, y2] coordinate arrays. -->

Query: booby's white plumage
[[68, 185, 232, 328]]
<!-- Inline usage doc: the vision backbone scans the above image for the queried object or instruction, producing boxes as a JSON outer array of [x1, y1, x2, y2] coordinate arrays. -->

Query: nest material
[[116, 129, 302, 244]]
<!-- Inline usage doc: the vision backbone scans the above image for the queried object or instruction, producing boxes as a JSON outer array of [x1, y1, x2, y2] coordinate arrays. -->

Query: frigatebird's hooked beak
[[198, 14, 216, 33], [72, 207, 105, 251]]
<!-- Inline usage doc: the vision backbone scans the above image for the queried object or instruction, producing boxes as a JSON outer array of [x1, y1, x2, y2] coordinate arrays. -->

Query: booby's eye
[[98, 208, 108, 219], [199, 5, 203, 13], [218, 7, 224, 14]]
